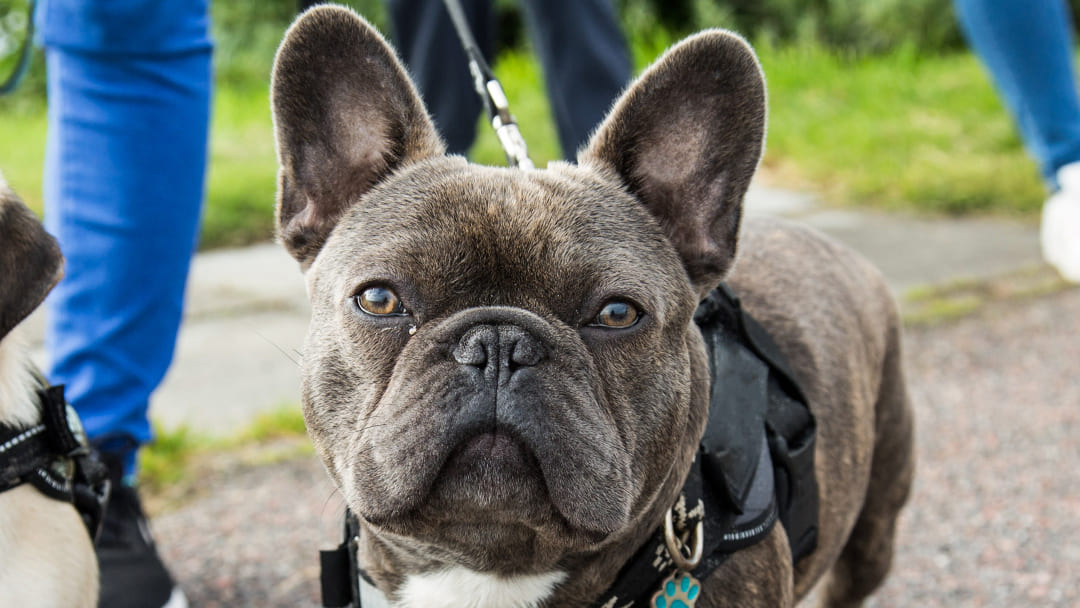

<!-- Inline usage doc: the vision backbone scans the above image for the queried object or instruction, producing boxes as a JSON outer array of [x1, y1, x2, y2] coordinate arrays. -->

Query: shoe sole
[[163, 588, 189, 608]]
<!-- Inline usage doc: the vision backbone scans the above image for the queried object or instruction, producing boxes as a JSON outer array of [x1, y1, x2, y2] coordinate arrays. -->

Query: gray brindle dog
[[271, 7, 914, 607]]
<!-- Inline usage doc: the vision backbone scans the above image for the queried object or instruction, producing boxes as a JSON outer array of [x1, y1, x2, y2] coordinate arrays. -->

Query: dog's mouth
[[425, 425, 550, 514], [444, 428, 535, 477]]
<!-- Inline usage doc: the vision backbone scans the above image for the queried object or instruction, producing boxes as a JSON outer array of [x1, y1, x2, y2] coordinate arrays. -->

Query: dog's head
[[272, 6, 764, 576], [0, 174, 63, 342]]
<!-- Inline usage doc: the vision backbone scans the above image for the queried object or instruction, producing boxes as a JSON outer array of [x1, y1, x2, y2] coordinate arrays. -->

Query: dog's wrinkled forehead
[[310, 157, 686, 317], [274, 6, 767, 300]]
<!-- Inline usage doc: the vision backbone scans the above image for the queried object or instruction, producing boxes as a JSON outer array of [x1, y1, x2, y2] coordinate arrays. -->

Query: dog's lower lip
[[439, 427, 541, 481], [456, 430, 527, 462]]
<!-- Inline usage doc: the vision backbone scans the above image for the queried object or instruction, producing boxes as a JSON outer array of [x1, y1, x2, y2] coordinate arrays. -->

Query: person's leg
[[519, 0, 631, 158], [956, 0, 1080, 281], [954, 0, 1080, 186], [387, 0, 494, 155], [43, 49, 211, 477], [41, 3, 211, 604]]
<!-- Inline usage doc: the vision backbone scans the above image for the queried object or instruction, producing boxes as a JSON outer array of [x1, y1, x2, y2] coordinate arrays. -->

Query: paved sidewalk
[[25, 183, 1046, 435]]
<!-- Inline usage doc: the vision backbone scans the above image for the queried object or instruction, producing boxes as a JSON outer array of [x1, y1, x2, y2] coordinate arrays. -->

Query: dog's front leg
[[698, 527, 795, 608]]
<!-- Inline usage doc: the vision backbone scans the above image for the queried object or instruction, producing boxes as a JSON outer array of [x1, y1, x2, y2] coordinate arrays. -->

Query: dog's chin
[[354, 431, 618, 564]]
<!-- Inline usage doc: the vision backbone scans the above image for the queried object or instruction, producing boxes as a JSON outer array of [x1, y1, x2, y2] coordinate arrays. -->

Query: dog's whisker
[[321, 486, 343, 516], [251, 327, 302, 367]]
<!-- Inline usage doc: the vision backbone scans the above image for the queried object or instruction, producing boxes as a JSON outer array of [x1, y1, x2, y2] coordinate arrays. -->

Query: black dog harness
[[319, 284, 819, 607], [0, 380, 110, 541]]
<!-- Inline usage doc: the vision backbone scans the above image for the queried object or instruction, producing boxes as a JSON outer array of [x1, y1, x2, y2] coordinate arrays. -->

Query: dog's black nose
[[452, 324, 544, 375]]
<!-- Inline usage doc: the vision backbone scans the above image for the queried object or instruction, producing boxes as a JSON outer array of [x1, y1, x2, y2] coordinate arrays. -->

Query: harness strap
[[0, 423, 50, 489], [0, 384, 110, 540], [697, 285, 819, 562]]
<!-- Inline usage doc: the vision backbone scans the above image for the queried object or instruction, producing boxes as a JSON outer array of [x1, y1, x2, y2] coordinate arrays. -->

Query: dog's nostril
[[453, 326, 495, 367], [509, 334, 542, 367]]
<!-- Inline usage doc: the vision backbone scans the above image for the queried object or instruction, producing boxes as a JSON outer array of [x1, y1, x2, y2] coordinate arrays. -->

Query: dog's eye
[[592, 300, 640, 328], [356, 286, 407, 316]]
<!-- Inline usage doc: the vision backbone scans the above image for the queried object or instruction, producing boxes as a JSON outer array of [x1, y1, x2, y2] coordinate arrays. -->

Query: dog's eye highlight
[[592, 300, 640, 328], [356, 287, 407, 316]]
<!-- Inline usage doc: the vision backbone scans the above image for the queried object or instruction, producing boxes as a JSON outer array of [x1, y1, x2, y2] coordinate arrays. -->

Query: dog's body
[[271, 8, 913, 607], [0, 176, 98, 607]]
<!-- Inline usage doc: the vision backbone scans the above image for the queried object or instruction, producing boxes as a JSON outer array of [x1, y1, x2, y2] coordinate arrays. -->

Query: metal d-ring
[[664, 507, 704, 571]]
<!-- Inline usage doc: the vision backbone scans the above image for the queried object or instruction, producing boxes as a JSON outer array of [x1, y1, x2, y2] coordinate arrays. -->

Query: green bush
[[615, 0, 1080, 55], [0, 0, 44, 105], [615, 0, 965, 55], [212, 0, 386, 91]]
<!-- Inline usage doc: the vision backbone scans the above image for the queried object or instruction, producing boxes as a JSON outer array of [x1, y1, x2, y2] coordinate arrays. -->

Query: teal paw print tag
[[651, 571, 700, 608]]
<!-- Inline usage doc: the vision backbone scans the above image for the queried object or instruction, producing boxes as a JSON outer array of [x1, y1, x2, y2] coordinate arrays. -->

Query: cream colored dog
[[0, 174, 98, 608]]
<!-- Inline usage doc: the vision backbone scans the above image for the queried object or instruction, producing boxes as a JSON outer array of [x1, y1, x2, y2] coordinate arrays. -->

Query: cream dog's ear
[[581, 31, 767, 295], [271, 5, 445, 268], [0, 177, 64, 341]]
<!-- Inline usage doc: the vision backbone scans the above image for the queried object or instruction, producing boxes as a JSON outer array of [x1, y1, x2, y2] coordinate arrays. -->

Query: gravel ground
[[153, 289, 1080, 607]]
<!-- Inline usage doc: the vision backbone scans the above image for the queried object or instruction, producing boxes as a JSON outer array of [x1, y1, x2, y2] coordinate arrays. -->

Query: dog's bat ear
[[581, 31, 766, 295], [271, 6, 445, 267], [0, 177, 64, 342]]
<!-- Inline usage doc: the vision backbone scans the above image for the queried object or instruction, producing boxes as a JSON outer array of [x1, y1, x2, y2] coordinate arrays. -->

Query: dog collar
[[0, 381, 111, 541], [318, 284, 819, 607]]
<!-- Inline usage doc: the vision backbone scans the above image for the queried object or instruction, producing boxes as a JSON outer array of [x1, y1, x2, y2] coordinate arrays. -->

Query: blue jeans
[[39, 0, 212, 475], [387, 0, 631, 158], [955, 0, 1080, 188]]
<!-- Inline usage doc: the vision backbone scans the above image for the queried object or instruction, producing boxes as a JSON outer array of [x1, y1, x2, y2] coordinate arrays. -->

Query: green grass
[[0, 27, 1050, 250], [202, 85, 278, 248], [0, 104, 44, 210], [139, 424, 209, 491], [758, 42, 1044, 215], [236, 404, 309, 442], [477, 38, 1045, 216], [901, 265, 1071, 326], [139, 405, 310, 497]]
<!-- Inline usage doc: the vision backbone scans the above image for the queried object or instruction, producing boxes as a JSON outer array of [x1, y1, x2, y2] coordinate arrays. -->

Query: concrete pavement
[[23, 182, 1049, 435]]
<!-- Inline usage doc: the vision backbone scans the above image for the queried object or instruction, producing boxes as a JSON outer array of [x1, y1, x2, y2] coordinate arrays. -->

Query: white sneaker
[[1041, 161, 1080, 282]]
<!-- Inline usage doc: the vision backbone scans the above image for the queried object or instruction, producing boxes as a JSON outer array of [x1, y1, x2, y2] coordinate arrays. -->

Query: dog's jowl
[[272, 7, 914, 608]]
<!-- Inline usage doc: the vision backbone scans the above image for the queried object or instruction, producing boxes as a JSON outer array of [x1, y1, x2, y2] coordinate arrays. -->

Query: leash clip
[[484, 80, 534, 169], [444, 0, 534, 169], [492, 116, 534, 170], [663, 506, 704, 571]]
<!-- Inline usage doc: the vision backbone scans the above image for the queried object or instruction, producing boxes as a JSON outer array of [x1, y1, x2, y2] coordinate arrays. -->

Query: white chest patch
[[392, 568, 566, 608]]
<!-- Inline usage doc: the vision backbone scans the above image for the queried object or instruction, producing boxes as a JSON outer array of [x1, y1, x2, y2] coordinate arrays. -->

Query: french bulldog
[[0, 174, 98, 608], [271, 7, 914, 607]]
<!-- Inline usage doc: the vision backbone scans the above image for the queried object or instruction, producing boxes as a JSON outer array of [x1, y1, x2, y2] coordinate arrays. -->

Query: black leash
[[440, 0, 534, 169], [0, 0, 36, 96]]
